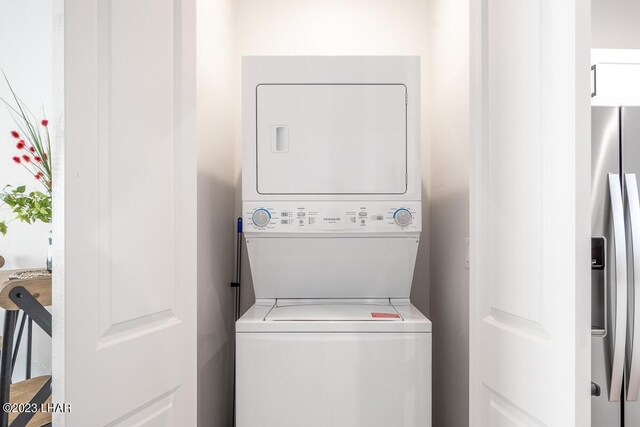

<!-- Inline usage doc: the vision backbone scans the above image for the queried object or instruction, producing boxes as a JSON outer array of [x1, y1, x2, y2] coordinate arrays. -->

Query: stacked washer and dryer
[[236, 56, 431, 427]]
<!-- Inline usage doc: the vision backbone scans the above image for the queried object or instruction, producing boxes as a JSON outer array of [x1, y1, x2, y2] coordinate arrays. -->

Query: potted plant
[[0, 77, 52, 270]]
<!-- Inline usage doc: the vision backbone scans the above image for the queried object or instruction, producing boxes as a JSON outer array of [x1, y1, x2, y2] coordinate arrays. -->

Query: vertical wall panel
[[196, 0, 237, 425], [426, 0, 471, 425]]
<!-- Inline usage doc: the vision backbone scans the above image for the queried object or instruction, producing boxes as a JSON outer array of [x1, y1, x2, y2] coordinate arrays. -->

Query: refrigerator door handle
[[625, 173, 640, 401], [609, 173, 628, 402]]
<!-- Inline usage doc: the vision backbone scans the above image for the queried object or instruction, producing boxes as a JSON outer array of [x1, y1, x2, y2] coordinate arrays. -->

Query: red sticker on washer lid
[[371, 312, 401, 319]]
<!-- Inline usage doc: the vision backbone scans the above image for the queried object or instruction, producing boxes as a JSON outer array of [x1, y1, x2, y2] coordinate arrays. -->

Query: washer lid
[[236, 299, 432, 333], [265, 301, 403, 322]]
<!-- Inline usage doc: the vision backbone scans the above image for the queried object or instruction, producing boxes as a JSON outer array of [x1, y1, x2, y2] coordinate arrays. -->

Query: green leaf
[[0, 221, 6, 236], [0, 185, 51, 225]]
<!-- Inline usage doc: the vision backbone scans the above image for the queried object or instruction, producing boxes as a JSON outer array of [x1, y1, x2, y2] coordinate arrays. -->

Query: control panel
[[243, 201, 420, 233]]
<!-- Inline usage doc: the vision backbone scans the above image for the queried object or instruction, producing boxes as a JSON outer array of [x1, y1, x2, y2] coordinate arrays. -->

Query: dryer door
[[256, 84, 407, 195]]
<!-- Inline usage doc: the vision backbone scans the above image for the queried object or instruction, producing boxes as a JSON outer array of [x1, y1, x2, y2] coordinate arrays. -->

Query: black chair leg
[[25, 318, 31, 380], [11, 313, 26, 374], [0, 311, 18, 427]]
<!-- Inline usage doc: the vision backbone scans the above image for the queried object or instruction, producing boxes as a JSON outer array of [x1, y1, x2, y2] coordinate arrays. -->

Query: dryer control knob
[[252, 209, 271, 227], [394, 208, 413, 227]]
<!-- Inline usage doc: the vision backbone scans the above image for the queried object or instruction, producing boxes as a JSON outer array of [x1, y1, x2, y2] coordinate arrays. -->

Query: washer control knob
[[394, 208, 413, 227], [252, 209, 271, 227]]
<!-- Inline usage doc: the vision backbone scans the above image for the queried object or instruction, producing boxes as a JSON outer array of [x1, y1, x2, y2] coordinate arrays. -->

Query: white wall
[[234, 0, 432, 318], [0, 0, 52, 381], [592, 0, 640, 48], [427, 0, 470, 426], [0, 0, 52, 268], [197, 0, 237, 425]]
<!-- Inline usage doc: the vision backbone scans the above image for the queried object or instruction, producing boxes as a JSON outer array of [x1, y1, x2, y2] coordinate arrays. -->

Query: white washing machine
[[237, 56, 431, 427]]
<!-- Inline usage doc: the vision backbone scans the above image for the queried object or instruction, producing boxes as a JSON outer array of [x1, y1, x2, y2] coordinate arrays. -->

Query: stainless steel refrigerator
[[592, 106, 640, 426]]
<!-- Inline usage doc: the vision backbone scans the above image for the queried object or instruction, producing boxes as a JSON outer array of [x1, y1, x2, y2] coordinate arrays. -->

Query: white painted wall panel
[[196, 0, 237, 425], [426, 0, 470, 425]]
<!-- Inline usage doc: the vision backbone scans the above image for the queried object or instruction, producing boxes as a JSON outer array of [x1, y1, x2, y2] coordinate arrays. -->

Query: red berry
[[29, 147, 35, 153], [22, 155, 30, 163], [10, 131, 19, 138], [12, 156, 20, 164], [34, 156, 42, 162], [41, 119, 48, 127], [35, 173, 42, 180], [16, 140, 25, 150]]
